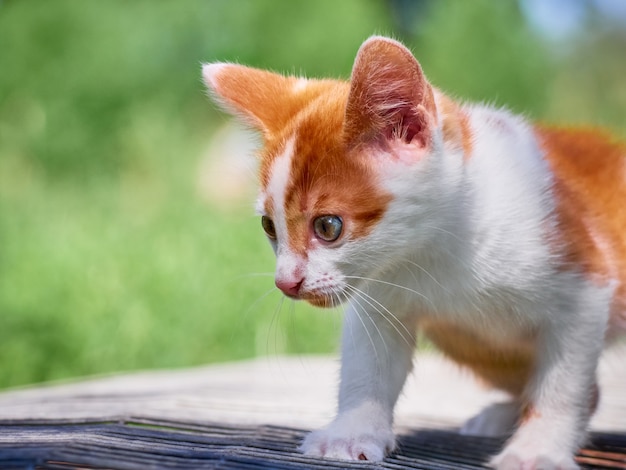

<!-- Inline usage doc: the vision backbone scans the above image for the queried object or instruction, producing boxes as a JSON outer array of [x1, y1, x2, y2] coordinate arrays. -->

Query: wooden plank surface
[[0, 349, 624, 469], [0, 419, 625, 469]]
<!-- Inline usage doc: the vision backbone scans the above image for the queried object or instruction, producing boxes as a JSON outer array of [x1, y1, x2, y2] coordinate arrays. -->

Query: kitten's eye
[[261, 216, 277, 240], [313, 215, 343, 242]]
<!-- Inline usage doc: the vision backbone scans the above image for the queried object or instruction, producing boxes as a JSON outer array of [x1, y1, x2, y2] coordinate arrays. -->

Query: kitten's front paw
[[490, 432, 579, 470], [299, 401, 395, 461], [490, 449, 579, 470], [488, 414, 582, 470], [300, 428, 394, 461]]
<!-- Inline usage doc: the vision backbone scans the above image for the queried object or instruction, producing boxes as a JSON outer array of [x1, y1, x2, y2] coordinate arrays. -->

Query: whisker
[[288, 297, 297, 355], [347, 293, 383, 367], [232, 286, 278, 345], [402, 256, 484, 314], [332, 293, 343, 332], [344, 275, 435, 308], [336, 290, 355, 354], [223, 272, 275, 288], [337, 290, 384, 376], [266, 295, 285, 356], [345, 285, 415, 349], [421, 224, 465, 243], [403, 259, 452, 295], [401, 262, 421, 294]]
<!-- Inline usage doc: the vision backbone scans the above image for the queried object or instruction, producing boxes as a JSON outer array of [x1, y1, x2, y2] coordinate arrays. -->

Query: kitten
[[202, 36, 626, 470]]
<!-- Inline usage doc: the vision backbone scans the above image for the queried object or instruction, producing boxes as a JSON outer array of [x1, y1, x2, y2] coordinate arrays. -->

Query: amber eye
[[261, 216, 277, 240], [313, 215, 343, 242]]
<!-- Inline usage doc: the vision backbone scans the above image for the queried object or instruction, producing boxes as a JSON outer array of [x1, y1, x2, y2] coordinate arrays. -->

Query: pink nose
[[275, 277, 304, 298]]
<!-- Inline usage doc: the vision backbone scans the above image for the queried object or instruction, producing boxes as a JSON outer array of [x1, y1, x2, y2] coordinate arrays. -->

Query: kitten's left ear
[[344, 36, 437, 156], [203, 63, 302, 139]]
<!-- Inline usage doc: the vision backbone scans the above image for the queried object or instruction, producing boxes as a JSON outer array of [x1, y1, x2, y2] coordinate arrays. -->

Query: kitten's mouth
[[276, 279, 349, 308], [301, 291, 347, 309], [305, 295, 335, 308]]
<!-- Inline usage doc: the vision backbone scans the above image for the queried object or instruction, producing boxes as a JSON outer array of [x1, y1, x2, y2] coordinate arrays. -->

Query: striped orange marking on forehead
[[261, 82, 392, 256], [255, 80, 348, 191], [538, 126, 626, 334]]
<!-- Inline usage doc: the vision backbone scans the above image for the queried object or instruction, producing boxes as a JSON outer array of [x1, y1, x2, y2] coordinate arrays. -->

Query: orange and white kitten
[[203, 36, 626, 470]]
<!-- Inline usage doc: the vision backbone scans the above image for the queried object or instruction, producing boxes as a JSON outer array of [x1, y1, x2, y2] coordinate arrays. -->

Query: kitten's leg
[[491, 286, 609, 470], [300, 301, 417, 461]]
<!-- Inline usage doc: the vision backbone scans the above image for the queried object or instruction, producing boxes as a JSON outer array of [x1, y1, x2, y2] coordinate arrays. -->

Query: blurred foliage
[[411, 0, 553, 115], [0, 0, 624, 389]]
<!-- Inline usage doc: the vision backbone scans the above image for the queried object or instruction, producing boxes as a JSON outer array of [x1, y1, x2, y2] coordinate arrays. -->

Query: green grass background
[[1, 0, 625, 389]]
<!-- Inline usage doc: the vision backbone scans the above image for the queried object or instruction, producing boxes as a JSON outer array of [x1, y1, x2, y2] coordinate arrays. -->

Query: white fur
[[258, 138, 308, 283], [202, 63, 226, 90], [295, 105, 612, 470], [261, 138, 294, 227], [292, 78, 309, 93]]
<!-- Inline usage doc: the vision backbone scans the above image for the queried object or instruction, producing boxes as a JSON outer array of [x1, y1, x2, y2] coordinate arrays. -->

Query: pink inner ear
[[384, 104, 431, 149]]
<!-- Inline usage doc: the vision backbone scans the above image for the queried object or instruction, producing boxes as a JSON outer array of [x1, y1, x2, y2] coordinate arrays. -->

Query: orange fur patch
[[253, 80, 348, 190], [208, 65, 338, 136], [536, 126, 626, 335], [436, 90, 473, 158], [420, 319, 535, 396]]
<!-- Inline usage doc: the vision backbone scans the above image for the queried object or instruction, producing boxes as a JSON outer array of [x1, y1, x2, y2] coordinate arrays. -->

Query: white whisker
[[421, 224, 465, 243], [344, 275, 435, 308], [267, 295, 286, 356], [232, 286, 278, 346], [347, 294, 383, 367], [403, 259, 452, 295], [226, 272, 275, 284], [345, 285, 415, 349]]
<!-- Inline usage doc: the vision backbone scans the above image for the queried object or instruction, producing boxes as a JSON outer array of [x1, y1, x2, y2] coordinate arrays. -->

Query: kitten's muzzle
[[275, 276, 341, 308]]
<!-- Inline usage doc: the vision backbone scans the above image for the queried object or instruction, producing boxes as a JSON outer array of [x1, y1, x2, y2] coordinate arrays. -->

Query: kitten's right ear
[[203, 63, 299, 138]]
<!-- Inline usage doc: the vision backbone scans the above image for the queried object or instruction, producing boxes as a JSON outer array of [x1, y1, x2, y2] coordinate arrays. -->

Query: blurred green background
[[1, 0, 625, 389]]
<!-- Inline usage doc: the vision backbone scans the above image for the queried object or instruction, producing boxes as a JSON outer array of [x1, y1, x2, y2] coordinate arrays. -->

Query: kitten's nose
[[275, 277, 304, 298]]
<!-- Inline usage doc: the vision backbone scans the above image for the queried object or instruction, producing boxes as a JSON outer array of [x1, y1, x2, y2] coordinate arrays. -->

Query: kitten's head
[[203, 36, 468, 307]]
